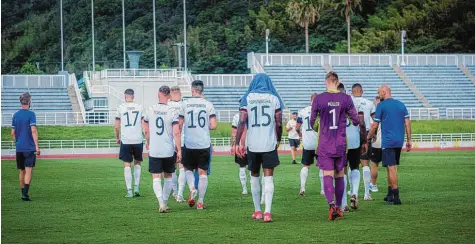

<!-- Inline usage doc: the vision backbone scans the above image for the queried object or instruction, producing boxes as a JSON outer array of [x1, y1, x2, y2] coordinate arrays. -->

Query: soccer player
[[168, 86, 186, 202], [369, 96, 382, 196], [143, 86, 182, 213], [182, 80, 217, 209], [11, 93, 40, 201], [309, 72, 363, 221], [115, 89, 144, 198], [286, 112, 300, 164], [236, 73, 284, 223], [350, 83, 375, 201], [367, 85, 412, 205], [231, 112, 248, 195], [296, 93, 322, 196]]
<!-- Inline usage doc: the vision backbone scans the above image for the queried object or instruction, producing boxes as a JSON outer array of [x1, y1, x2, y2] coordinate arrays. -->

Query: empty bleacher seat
[[1, 87, 73, 113]]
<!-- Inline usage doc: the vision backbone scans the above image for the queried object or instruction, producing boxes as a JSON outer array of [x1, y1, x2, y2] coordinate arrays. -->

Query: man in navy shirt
[[367, 85, 412, 205], [11, 93, 40, 201]]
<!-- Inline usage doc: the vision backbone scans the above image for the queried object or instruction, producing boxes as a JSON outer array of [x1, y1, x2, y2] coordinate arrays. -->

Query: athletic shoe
[[328, 205, 342, 221], [341, 206, 350, 213], [252, 211, 263, 220], [393, 198, 402, 205], [370, 184, 379, 192], [125, 191, 133, 198], [188, 189, 197, 207], [242, 190, 248, 195], [21, 196, 31, 201], [263, 212, 273, 222], [320, 191, 325, 196], [172, 192, 178, 199], [292, 160, 297, 164], [134, 186, 140, 197], [197, 202, 206, 210], [175, 195, 185, 203], [159, 205, 169, 213], [364, 195, 373, 201], [347, 190, 351, 196], [350, 194, 358, 210], [299, 189, 305, 196]]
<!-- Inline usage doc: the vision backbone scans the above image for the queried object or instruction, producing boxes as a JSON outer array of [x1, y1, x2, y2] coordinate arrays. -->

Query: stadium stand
[[1, 87, 72, 112], [204, 86, 247, 110]]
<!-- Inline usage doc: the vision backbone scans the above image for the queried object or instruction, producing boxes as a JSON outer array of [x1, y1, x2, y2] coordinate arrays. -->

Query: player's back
[[182, 97, 215, 149], [242, 93, 280, 153], [298, 106, 318, 150], [315, 91, 355, 157], [352, 96, 374, 131], [145, 104, 178, 158], [116, 102, 143, 144]]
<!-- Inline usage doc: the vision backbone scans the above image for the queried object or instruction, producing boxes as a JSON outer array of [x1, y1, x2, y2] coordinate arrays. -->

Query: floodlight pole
[[91, 0, 95, 71], [60, 0, 64, 71], [183, 0, 188, 73], [401, 30, 406, 66], [153, 0, 157, 70], [265, 29, 270, 66], [122, 0, 126, 70]]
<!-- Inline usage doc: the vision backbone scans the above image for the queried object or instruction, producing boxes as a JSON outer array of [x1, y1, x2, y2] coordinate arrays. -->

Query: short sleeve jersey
[[352, 96, 374, 131], [240, 93, 280, 153], [297, 106, 318, 150], [116, 102, 144, 144], [310, 91, 359, 157], [12, 109, 37, 152], [374, 98, 409, 148], [232, 113, 240, 128], [286, 119, 300, 139], [182, 97, 216, 149], [143, 103, 179, 158], [168, 100, 185, 147]]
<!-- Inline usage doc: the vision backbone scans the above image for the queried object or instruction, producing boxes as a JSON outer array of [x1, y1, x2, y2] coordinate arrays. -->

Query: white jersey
[[346, 119, 360, 149], [143, 103, 179, 158], [182, 97, 216, 149], [116, 102, 144, 144], [232, 113, 240, 128], [373, 124, 382, 148], [297, 106, 318, 150], [168, 100, 185, 147], [241, 93, 280, 152], [286, 119, 300, 139], [352, 96, 374, 131]]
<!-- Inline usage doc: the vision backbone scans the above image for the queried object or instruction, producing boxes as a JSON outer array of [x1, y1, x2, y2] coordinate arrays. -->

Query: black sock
[[393, 188, 400, 199], [21, 188, 25, 196], [24, 184, 30, 196], [387, 186, 391, 196]]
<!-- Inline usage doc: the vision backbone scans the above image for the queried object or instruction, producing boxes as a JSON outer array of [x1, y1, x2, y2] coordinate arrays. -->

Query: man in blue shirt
[[367, 85, 412, 205], [11, 93, 40, 201]]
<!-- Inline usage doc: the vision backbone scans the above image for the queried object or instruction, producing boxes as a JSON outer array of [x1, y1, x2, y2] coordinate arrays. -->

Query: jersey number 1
[[124, 111, 139, 127], [329, 109, 338, 130]]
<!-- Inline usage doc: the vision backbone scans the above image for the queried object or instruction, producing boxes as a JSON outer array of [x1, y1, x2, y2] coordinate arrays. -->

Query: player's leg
[[370, 148, 382, 195], [196, 147, 211, 209], [171, 153, 178, 199], [119, 143, 133, 197], [176, 160, 186, 202], [237, 154, 248, 195], [183, 148, 198, 207], [16, 152, 27, 200], [262, 149, 279, 222], [149, 157, 166, 212], [388, 148, 401, 204], [248, 150, 263, 219], [341, 166, 349, 212], [260, 171, 265, 205], [132, 143, 143, 196], [348, 148, 361, 209], [361, 142, 371, 199], [319, 167, 324, 195], [161, 156, 176, 210], [299, 150, 314, 196]]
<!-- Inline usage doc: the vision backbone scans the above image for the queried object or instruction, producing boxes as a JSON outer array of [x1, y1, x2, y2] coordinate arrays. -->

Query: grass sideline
[[2, 152, 475, 243], [2, 120, 475, 141]]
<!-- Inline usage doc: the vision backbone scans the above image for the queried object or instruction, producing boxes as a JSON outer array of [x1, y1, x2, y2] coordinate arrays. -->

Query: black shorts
[[119, 143, 143, 162], [347, 148, 361, 170], [289, 139, 300, 148], [301, 149, 317, 166], [382, 148, 402, 167], [371, 147, 382, 163], [247, 149, 280, 174], [361, 140, 371, 160], [16, 151, 36, 170], [235, 154, 248, 168], [149, 156, 176, 174], [183, 147, 210, 171]]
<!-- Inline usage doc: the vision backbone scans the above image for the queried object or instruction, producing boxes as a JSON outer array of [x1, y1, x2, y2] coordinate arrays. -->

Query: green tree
[[334, 0, 362, 53], [286, 0, 325, 53], [20, 63, 43, 74]]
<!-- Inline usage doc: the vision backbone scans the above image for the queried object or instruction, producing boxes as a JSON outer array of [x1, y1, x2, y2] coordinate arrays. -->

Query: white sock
[[351, 169, 361, 197], [264, 176, 274, 214], [319, 169, 324, 193], [178, 168, 186, 197], [185, 170, 195, 191], [162, 178, 173, 205], [342, 175, 348, 208], [124, 167, 132, 191], [348, 170, 353, 193], [133, 165, 141, 190], [363, 166, 371, 196], [171, 172, 178, 194], [250, 176, 261, 211], [198, 175, 208, 204], [300, 167, 309, 191], [261, 175, 266, 203], [239, 167, 247, 192], [152, 178, 163, 206]]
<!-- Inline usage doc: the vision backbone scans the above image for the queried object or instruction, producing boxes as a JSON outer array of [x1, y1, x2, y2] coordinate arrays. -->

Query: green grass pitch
[[2, 152, 475, 243]]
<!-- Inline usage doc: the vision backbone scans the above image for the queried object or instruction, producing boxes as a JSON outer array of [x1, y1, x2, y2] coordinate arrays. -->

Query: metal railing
[[462, 55, 475, 66], [70, 74, 86, 122], [91, 85, 125, 102], [1, 112, 115, 125], [92, 98, 109, 108], [251, 52, 265, 73], [1, 75, 66, 88], [258, 54, 324, 66], [408, 108, 440, 120], [91, 69, 179, 80], [397, 54, 458, 66], [2, 133, 474, 150], [446, 108, 475, 120], [329, 55, 392, 66], [193, 74, 254, 87]]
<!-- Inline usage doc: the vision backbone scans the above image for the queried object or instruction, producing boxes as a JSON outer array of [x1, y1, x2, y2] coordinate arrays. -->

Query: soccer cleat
[[134, 186, 140, 197], [299, 189, 305, 196], [172, 192, 178, 199], [125, 190, 134, 198], [158, 205, 169, 213], [364, 195, 373, 201], [252, 211, 263, 220], [320, 191, 325, 196], [393, 199, 402, 205], [292, 160, 297, 164], [197, 202, 206, 210], [350, 194, 358, 210], [242, 189, 248, 195], [175, 195, 185, 203], [263, 212, 273, 222], [328, 205, 344, 221], [370, 184, 379, 192], [341, 206, 350, 213], [21, 196, 31, 201], [188, 189, 197, 207]]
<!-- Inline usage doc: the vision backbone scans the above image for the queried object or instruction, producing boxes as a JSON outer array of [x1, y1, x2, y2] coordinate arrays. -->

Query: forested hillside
[[2, 0, 474, 75]]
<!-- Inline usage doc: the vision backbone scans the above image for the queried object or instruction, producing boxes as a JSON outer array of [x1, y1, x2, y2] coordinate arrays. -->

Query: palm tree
[[286, 0, 325, 53], [334, 0, 362, 54]]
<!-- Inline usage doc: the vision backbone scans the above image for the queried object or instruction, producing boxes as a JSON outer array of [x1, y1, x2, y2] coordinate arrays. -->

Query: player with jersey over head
[[309, 72, 363, 221], [182, 80, 217, 210], [236, 73, 284, 223], [296, 93, 323, 196], [231, 112, 248, 195], [143, 86, 182, 213], [115, 89, 144, 198]]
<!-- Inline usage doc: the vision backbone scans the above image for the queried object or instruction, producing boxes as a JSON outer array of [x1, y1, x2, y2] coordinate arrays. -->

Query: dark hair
[[124, 88, 134, 95], [159, 86, 170, 96], [325, 71, 339, 83], [292, 112, 298, 115], [192, 80, 204, 94], [20, 93, 31, 105], [337, 83, 345, 89], [352, 83, 362, 90]]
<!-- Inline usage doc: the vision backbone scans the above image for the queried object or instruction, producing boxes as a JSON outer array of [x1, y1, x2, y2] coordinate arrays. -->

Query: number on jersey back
[[116, 102, 144, 144], [143, 104, 179, 158], [182, 97, 216, 149]]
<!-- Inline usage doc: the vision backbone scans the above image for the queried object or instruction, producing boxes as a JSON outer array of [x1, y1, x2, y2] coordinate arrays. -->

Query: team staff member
[[286, 112, 300, 164]]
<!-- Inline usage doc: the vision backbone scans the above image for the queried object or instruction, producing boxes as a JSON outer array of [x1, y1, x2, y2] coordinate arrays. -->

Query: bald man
[[367, 85, 412, 205]]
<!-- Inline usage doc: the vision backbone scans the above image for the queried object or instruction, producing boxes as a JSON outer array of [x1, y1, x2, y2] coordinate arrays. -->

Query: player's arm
[[358, 111, 367, 145], [143, 118, 150, 150], [231, 127, 237, 155], [309, 98, 318, 129], [275, 109, 283, 148], [296, 116, 303, 138], [208, 103, 217, 130], [368, 104, 382, 140], [30, 113, 40, 155], [404, 106, 412, 152], [11, 115, 16, 141], [114, 109, 121, 144], [173, 122, 182, 162], [286, 120, 292, 132], [236, 110, 248, 157]]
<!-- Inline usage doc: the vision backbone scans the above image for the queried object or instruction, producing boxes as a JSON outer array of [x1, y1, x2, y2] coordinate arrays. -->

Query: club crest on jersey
[[127, 107, 135, 110], [328, 102, 340, 107]]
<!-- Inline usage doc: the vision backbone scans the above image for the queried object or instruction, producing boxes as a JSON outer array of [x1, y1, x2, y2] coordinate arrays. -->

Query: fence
[[70, 74, 86, 122], [1, 75, 66, 88], [90, 69, 179, 80], [1, 112, 115, 125], [258, 54, 324, 66], [193, 74, 254, 86], [446, 108, 475, 120], [462, 55, 475, 66], [90, 85, 125, 102], [397, 55, 458, 66], [408, 108, 440, 120], [329, 55, 392, 66]]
